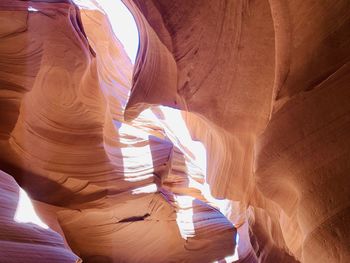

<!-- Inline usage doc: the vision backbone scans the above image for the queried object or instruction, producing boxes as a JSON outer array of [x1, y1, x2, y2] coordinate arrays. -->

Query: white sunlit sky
[[73, 0, 139, 63]]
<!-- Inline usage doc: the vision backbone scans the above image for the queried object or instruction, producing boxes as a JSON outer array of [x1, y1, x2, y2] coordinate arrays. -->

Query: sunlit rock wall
[[0, 0, 349, 262], [0, 170, 81, 262], [0, 0, 235, 262], [124, 0, 350, 262]]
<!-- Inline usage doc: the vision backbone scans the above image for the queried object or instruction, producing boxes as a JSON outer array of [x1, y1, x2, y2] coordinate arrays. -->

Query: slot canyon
[[0, 0, 349, 262]]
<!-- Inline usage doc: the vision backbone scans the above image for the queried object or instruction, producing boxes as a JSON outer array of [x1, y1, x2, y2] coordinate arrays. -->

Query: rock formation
[[0, 0, 349, 262]]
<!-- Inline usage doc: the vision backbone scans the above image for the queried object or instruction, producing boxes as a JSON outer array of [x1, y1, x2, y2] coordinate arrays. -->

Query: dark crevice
[[118, 213, 150, 223]]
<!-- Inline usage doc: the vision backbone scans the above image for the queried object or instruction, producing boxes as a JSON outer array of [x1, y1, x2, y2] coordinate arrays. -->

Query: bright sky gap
[[74, 0, 139, 63]]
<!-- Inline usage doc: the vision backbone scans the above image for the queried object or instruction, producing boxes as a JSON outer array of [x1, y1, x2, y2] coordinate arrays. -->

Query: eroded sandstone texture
[[0, 0, 349, 262]]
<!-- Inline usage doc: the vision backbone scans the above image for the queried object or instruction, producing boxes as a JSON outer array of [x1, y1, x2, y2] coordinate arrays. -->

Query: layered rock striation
[[0, 0, 349, 262]]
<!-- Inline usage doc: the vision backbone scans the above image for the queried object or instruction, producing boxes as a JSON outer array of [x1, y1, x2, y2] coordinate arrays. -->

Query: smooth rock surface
[[0, 0, 349, 262]]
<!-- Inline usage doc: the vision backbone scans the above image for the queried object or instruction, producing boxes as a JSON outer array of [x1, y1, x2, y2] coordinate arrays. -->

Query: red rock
[[0, 0, 349, 262]]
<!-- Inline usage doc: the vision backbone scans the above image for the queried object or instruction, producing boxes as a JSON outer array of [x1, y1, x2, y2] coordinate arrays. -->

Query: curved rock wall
[[123, 0, 350, 262], [0, 0, 349, 262], [0, 170, 81, 262], [0, 1, 235, 262]]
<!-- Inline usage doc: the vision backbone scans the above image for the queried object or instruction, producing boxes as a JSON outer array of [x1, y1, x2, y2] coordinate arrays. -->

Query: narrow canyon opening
[[0, 0, 349, 263]]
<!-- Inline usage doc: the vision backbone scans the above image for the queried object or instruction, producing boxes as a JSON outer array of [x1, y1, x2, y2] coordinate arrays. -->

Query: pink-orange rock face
[[124, 0, 350, 262], [0, 170, 80, 262], [0, 1, 235, 262], [0, 0, 349, 262]]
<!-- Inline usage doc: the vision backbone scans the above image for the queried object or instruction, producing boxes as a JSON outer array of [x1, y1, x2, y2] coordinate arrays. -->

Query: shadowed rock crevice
[[118, 213, 150, 223]]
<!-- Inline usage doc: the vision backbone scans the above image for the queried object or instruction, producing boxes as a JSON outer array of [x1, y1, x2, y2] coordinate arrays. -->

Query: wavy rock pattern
[[0, 1, 235, 262], [0, 0, 349, 262], [0, 170, 80, 262], [123, 0, 350, 262]]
